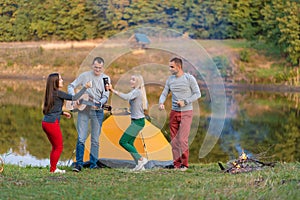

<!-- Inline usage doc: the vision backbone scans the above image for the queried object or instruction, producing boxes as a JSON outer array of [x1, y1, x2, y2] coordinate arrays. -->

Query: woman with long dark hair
[[42, 73, 91, 173]]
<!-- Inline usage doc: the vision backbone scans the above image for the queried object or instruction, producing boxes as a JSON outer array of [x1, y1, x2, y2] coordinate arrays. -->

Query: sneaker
[[135, 157, 148, 171], [131, 165, 138, 171], [131, 166, 146, 172], [180, 166, 188, 172], [72, 164, 82, 172], [54, 168, 66, 174], [90, 165, 100, 170]]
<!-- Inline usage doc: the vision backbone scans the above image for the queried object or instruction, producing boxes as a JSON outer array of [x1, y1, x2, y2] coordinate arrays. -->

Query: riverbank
[[1, 163, 299, 199], [1, 39, 299, 93], [1, 74, 300, 93], [1, 39, 297, 86]]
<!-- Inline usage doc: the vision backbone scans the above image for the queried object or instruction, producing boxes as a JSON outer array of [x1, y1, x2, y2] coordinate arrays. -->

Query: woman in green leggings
[[107, 74, 148, 171]]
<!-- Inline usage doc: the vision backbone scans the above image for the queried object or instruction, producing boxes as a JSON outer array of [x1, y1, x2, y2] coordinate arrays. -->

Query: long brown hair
[[43, 73, 59, 114]]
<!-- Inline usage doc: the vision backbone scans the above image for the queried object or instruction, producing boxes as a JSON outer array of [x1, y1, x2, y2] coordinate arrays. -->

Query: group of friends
[[42, 56, 201, 174]]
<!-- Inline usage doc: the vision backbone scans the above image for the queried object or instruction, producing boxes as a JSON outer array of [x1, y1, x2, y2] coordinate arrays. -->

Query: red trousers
[[42, 120, 63, 172], [169, 110, 193, 168]]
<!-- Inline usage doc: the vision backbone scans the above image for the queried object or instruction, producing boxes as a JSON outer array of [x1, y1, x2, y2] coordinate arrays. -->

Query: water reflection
[[0, 79, 299, 166], [197, 89, 300, 163], [2, 149, 57, 167]]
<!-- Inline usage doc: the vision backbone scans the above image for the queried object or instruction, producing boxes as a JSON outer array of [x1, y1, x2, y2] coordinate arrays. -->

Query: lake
[[0, 77, 299, 167]]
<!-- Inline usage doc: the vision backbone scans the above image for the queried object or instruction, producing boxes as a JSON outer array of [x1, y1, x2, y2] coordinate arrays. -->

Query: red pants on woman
[[169, 110, 193, 168], [42, 119, 63, 172]]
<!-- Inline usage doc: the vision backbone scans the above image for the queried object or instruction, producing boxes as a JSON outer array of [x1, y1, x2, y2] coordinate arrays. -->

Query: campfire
[[218, 150, 275, 174]]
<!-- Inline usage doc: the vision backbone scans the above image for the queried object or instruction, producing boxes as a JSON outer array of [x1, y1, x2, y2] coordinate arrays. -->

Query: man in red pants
[[159, 57, 201, 171]]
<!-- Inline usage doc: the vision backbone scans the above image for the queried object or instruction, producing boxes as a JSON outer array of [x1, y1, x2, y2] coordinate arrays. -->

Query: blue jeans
[[75, 108, 104, 168]]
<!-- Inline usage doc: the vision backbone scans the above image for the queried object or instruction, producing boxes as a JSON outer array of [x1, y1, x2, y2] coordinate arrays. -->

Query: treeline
[[0, 0, 299, 65]]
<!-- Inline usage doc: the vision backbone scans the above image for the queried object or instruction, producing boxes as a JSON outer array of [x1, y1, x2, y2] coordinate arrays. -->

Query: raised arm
[[99, 76, 110, 106], [68, 74, 84, 95], [107, 83, 138, 101], [62, 81, 91, 101]]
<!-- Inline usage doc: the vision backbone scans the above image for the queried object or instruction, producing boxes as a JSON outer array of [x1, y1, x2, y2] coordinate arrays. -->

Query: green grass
[[198, 39, 250, 49], [1, 163, 299, 199], [219, 39, 250, 49]]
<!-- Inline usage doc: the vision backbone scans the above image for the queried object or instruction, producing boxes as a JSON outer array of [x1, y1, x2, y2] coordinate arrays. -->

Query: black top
[[42, 87, 86, 123]]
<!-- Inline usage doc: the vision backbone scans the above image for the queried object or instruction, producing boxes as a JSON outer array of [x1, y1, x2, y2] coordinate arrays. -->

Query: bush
[[240, 50, 250, 62], [212, 55, 230, 77]]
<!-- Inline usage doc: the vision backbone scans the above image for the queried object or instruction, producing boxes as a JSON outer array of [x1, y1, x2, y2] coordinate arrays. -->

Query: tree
[[120, 0, 165, 29], [29, 0, 58, 40], [260, 0, 300, 65], [0, 0, 18, 41], [227, 0, 263, 39], [81, 0, 114, 39], [55, 0, 87, 40]]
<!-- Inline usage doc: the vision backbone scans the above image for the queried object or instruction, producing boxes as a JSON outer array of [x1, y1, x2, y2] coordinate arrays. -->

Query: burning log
[[218, 150, 275, 174]]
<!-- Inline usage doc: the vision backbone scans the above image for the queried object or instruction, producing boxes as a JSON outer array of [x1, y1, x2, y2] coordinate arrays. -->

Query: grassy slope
[[0, 39, 293, 85], [0, 163, 299, 199]]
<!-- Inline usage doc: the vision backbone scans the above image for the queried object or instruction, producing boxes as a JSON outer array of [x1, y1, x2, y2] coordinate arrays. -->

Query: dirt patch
[[0, 39, 102, 49], [0, 41, 98, 80]]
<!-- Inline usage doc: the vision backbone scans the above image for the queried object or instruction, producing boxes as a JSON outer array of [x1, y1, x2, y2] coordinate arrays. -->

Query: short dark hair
[[170, 57, 182, 68], [93, 57, 104, 65]]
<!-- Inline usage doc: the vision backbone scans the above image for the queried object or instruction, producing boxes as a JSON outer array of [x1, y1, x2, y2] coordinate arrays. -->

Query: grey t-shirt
[[68, 70, 110, 106], [159, 73, 201, 111], [118, 88, 145, 119]]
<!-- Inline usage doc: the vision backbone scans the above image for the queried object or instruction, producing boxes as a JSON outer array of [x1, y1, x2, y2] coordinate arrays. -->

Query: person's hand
[[75, 100, 81, 106], [85, 81, 92, 88], [159, 104, 165, 110], [63, 111, 71, 119], [106, 84, 113, 91], [177, 100, 185, 107]]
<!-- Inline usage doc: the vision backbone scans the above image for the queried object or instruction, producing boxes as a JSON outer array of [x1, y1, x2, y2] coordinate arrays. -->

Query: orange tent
[[81, 115, 173, 169]]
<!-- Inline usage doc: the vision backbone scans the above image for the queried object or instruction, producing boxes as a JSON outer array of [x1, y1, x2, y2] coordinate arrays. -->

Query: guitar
[[65, 93, 112, 112], [66, 93, 89, 111]]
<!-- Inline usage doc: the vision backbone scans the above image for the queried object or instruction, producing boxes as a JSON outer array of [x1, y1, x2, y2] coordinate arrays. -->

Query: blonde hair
[[133, 74, 148, 110]]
